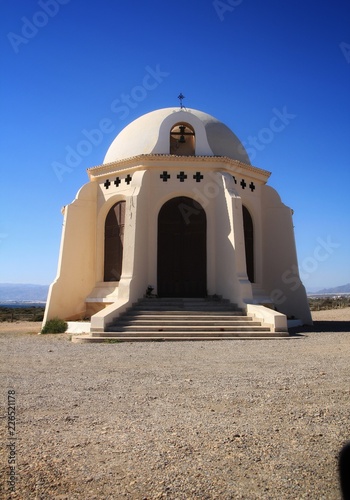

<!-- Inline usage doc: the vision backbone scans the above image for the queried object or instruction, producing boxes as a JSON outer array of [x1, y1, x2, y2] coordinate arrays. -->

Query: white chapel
[[44, 104, 312, 335]]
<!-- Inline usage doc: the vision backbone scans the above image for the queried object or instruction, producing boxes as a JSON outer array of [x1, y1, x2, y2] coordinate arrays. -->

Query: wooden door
[[157, 197, 206, 297]]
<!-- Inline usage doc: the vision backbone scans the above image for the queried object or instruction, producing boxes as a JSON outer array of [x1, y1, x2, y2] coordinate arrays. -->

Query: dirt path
[[1, 309, 349, 499]]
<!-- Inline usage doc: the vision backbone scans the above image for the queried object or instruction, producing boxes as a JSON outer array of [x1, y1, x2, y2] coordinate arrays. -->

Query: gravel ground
[[1, 308, 350, 499]]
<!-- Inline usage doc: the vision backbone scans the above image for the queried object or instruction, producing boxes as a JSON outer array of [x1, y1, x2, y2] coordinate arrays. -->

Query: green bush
[[41, 317, 68, 334]]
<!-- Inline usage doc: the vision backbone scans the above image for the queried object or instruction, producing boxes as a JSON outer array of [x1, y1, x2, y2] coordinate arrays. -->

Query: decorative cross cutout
[[104, 179, 111, 189], [232, 175, 237, 184], [125, 174, 132, 185], [114, 177, 121, 187], [193, 172, 203, 183], [177, 171, 187, 182], [249, 182, 255, 192], [160, 171, 170, 182], [240, 179, 247, 189]]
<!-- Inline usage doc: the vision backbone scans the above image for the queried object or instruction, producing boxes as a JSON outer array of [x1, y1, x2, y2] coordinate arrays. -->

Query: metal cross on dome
[[178, 93, 185, 109]]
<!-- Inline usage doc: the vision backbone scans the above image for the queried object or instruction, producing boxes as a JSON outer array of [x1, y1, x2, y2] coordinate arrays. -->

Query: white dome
[[104, 107, 250, 165]]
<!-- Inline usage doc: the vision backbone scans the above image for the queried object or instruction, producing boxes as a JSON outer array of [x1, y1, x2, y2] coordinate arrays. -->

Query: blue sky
[[1, 0, 349, 291]]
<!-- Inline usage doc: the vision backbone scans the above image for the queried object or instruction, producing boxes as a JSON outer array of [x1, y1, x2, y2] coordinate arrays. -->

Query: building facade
[[44, 107, 312, 331]]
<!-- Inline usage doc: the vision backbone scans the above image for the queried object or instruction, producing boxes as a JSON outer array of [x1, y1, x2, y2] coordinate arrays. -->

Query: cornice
[[87, 154, 271, 182]]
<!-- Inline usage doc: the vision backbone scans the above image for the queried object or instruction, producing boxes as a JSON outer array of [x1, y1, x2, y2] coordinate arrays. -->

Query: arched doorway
[[157, 196, 206, 297], [104, 201, 126, 281], [243, 206, 254, 283]]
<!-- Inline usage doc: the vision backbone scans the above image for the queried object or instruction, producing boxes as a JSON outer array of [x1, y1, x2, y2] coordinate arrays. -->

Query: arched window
[[104, 201, 126, 281], [170, 123, 195, 156], [243, 206, 254, 283]]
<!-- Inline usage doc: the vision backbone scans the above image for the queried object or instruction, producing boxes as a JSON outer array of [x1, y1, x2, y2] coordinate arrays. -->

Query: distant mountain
[[315, 283, 350, 295], [0, 283, 49, 302]]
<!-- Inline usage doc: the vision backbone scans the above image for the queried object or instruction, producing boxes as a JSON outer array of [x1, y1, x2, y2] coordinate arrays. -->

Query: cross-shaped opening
[[177, 171, 188, 182], [160, 171, 171, 182], [193, 172, 203, 182]]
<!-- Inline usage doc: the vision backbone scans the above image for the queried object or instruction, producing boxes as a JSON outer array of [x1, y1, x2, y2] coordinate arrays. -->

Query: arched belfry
[[170, 123, 195, 155], [44, 105, 312, 331]]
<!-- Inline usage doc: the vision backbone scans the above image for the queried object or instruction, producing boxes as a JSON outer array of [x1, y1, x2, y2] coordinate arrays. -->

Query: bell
[[178, 125, 186, 143]]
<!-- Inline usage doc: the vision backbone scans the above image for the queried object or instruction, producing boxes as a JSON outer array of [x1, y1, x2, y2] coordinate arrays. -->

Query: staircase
[[72, 298, 290, 343]]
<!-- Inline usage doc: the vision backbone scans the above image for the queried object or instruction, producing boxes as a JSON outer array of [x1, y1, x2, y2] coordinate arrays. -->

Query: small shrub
[[31, 312, 44, 322], [41, 317, 68, 334]]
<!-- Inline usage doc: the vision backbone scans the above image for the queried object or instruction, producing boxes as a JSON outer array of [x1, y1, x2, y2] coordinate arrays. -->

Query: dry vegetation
[[308, 296, 350, 311], [0, 306, 44, 323]]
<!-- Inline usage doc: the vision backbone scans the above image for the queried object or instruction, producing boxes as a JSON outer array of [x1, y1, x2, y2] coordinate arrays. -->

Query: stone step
[[73, 334, 291, 343], [93, 330, 282, 338], [128, 309, 244, 315], [132, 298, 240, 311], [132, 305, 240, 312], [108, 325, 270, 332], [95, 296, 288, 343], [138, 297, 230, 302], [121, 314, 251, 320], [115, 320, 261, 327]]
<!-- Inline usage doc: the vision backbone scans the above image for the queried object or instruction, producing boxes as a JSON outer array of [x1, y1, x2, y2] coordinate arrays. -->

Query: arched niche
[[243, 205, 255, 283], [104, 201, 126, 282], [170, 123, 195, 156]]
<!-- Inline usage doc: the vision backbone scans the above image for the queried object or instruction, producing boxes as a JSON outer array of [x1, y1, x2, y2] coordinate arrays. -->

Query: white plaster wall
[[44, 182, 98, 322], [215, 173, 253, 306], [119, 170, 151, 302], [261, 185, 312, 324]]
